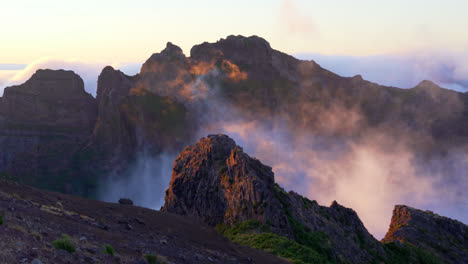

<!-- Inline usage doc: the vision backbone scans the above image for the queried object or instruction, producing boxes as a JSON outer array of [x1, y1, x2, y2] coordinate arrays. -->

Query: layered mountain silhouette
[[0, 35, 467, 263], [2, 35, 468, 196]]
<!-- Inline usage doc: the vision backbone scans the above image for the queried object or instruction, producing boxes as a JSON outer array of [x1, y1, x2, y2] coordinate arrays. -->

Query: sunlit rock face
[[163, 134, 385, 263], [383, 205, 468, 264]]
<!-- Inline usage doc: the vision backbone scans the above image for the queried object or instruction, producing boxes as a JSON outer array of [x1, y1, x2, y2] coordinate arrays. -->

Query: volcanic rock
[[383, 205, 468, 264], [0, 70, 97, 189], [163, 134, 385, 263]]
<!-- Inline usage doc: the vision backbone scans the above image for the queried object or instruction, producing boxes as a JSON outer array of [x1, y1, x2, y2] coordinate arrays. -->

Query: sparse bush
[[52, 234, 75, 253], [9, 225, 26, 233], [145, 254, 168, 264], [145, 254, 157, 264], [103, 244, 115, 255]]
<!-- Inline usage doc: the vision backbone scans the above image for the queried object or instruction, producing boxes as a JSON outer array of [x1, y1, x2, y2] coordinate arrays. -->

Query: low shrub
[[103, 244, 115, 255], [145, 254, 168, 264], [52, 234, 75, 253]]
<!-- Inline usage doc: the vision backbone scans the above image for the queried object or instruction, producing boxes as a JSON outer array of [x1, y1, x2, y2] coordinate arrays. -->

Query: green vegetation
[[0, 213, 3, 225], [383, 242, 441, 264], [145, 254, 168, 264], [145, 254, 158, 264], [302, 197, 317, 210], [102, 244, 115, 255], [52, 234, 75, 253], [122, 91, 188, 138], [273, 184, 334, 263], [216, 220, 331, 264]]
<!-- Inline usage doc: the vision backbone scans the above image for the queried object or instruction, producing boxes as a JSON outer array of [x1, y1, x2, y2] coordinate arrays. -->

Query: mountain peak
[[223, 35, 272, 49], [141, 42, 186, 73], [163, 134, 385, 262], [383, 205, 468, 263], [415, 80, 441, 90], [4, 69, 86, 97], [162, 42, 184, 57]]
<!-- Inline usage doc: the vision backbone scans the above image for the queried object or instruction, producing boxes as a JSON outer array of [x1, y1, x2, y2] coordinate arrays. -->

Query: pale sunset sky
[[1, 0, 467, 92]]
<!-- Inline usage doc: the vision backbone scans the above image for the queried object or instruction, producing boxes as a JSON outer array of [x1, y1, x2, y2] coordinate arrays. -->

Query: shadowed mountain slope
[[383, 205, 468, 264], [0, 178, 287, 264]]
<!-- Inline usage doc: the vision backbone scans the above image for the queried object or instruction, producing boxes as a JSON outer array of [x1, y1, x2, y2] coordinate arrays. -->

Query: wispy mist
[[99, 152, 175, 210], [217, 119, 468, 239], [189, 67, 468, 239], [92, 52, 468, 239], [279, 0, 316, 35]]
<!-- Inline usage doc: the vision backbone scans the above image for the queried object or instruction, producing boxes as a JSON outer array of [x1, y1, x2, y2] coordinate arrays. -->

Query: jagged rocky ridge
[[163, 134, 468, 263], [383, 205, 468, 263], [162, 134, 384, 263], [2, 35, 468, 196]]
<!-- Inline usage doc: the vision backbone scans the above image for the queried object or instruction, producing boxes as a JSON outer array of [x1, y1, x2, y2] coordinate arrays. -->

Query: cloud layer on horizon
[[296, 52, 468, 92]]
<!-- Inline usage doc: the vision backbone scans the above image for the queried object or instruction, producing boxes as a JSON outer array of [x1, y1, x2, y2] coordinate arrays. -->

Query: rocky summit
[[0, 69, 97, 194], [165, 134, 449, 263], [383, 205, 468, 263]]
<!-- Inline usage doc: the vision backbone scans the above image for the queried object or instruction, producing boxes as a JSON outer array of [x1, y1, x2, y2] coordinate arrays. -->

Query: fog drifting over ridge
[[3, 50, 468, 240], [184, 62, 468, 240]]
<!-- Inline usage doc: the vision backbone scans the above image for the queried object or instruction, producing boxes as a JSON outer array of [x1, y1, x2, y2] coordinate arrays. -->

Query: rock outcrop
[[0, 69, 97, 177], [383, 205, 468, 264], [163, 134, 385, 263], [0, 70, 97, 195], [0, 69, 96, 132]]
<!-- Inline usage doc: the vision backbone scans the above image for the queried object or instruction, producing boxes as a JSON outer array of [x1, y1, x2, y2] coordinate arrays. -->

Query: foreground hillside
[[0, 179, 286, 264]]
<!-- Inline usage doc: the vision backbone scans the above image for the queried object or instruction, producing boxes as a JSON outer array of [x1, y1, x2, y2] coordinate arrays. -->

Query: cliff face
[[0, 70, 97, 194], [163, 135, 284, 227], [0, 69, 96, 132], [90, 64, 192, 176], [163, 134, 384, 263], [383, 205, 468, 264]]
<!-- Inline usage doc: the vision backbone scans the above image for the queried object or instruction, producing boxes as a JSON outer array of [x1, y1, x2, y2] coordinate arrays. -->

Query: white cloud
[[279, 0, 316, 35]]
